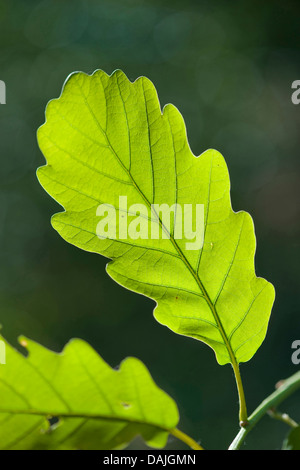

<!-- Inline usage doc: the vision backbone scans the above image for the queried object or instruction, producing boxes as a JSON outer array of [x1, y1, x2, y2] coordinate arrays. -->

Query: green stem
[[232, 361, 248, 425], [268, 409, 298, 428], [170, 428, 204, 450], [229, 370, 300, 450]]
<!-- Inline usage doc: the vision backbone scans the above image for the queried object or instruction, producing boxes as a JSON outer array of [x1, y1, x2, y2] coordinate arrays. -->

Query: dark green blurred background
[[0, 0, 299, 450]]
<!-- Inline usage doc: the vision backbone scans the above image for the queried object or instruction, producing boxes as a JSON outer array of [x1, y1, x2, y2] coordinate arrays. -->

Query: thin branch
[[228, 370, 300, 450], [268, 409, 298, 428]]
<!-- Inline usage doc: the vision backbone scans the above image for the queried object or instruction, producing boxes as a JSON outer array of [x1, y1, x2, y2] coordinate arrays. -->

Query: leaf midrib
[[0, 407, 173, 435]]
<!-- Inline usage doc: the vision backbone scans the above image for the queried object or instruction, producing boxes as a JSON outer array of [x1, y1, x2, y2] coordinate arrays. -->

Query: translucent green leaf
[[282, 426, 300, 450], [0, 336, 179, 450], [37, 69, 275, 366]]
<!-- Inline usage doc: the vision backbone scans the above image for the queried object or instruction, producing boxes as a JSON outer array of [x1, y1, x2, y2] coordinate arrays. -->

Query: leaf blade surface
[[37, 69, 275, 365], [0, 336, 179, 450]]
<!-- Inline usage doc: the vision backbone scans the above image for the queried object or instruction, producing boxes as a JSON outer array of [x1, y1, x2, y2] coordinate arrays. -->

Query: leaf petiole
[[170, 428, 204, 450], [231, 361, 248, 426]]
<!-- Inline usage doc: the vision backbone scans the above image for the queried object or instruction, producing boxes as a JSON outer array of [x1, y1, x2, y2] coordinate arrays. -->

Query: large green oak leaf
[[0, 336, 179, 450], [37, 69, 275, 366]]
